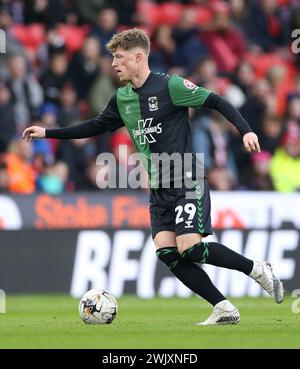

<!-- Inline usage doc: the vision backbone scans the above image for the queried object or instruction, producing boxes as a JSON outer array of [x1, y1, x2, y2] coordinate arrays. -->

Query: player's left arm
[[168, 75, 260, 153], [203, 93, 260, 153]]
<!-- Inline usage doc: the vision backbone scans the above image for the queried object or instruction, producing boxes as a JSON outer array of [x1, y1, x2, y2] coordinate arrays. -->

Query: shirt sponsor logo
[[132, 118, 162, 145], [148, 96, 158, 111]]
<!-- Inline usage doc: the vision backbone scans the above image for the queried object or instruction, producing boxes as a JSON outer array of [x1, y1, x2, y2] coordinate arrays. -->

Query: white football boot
[[250, 261, 284, 304], [197, 300, 240, 326]]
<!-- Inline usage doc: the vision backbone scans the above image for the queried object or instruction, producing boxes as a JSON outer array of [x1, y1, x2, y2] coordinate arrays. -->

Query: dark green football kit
[[46, 72, 252, 239]]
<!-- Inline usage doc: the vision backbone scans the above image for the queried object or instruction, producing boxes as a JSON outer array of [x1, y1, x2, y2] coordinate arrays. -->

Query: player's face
[[112, 48, 140, 82]]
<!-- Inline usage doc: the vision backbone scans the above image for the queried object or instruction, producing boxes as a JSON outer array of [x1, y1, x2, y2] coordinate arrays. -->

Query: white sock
[[215, 300, 236, 312], [249, 260, 263, 280]]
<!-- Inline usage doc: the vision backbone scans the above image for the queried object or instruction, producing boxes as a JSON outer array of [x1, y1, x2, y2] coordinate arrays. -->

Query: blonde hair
[[106, 28, 150, 56]]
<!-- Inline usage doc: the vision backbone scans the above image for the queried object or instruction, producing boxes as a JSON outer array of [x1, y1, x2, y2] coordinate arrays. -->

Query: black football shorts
[[149, 178, 213, 239]]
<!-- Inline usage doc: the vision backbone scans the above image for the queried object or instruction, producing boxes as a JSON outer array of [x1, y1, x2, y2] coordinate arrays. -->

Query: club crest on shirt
[[148, 96, 158, 111], [183, 79, 197, 89]]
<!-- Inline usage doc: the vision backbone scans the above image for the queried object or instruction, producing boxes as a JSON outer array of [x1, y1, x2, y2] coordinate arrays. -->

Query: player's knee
[[177, 235, 202, 255], [177, 243, 192, 255], [178, 241, 201, 255]]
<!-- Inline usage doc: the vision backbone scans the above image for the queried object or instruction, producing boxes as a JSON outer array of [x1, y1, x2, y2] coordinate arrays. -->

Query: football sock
[[249, 260, 263, 279], [215, 300, 236, 312], [181, 242, 253, 275], [156, 247, 226, 306]]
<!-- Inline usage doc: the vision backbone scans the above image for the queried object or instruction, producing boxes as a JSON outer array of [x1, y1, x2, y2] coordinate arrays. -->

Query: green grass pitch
[[0, 295, 299, 349]]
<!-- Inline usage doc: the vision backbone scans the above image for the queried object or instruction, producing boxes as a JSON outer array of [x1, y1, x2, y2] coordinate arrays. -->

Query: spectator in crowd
[[88, 57, 119, 116], [229, 0, 248, 35], [0, 81, 17, 152], [74, 0, 106, 24], [0, 0, 24, 24], [248, 151, 274, 191], [6, 54, 43, 131], [89, 7, 118, 57], [260, 114, 283, 154], [40, 51, 71, 104], [244, 0, 289, 52], [232, 60, 256, 98], [0, 4, 25, 70], [189, 56, 227, 93], [192, 113, 238, 185], [270, 128, 300, 192], [69, 36, 101, 100], [38, 24, 67, 74], [207, 166, 236, 191], [23, 0, 73, 26], [32, 102, 59, 158], [287, 74, 300, 102], [0, 160, 9, 192], [36, 160, 69, 195], [88, 55, 122, 156], [172, 8, 208, 74], [149, 25, 178, 74], [190, 56, 245, 108], [240, 79, 276, 137], [200, 2, 246, 73], [5, 137, 36, 193], [38, 102, 58, 129], [56, 135, 96, 190], [284, 97, 300, 131], [267, 63, 290, 116], [107, 0, 137, 26], [57, 83, 80, 128]]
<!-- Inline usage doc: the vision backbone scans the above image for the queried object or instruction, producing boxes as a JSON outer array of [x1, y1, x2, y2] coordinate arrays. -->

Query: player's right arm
[[22, 117, 105, 142], [22, 95, 124, 141]]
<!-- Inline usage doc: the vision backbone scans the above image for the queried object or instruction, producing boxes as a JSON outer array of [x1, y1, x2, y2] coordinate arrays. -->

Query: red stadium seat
[[56, 24, 90, 54], [194, 6, 214, 25], [245, 52, 297, 115], [137, 0, 213, 27], [10, 24, 27, 44], [10, 23, 45, 50], [136, 0, 160, 26], [245, 52, 293, 78], [278, 0, 290, 5], [156, 2, 183, 25]]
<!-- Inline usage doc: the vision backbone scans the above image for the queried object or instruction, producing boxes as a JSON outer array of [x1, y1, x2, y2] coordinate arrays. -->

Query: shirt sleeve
[[168, 74, 211, 108], [96, 94, 125, 132], [203, 92, 253, 136], [46, 95, 124, 139]]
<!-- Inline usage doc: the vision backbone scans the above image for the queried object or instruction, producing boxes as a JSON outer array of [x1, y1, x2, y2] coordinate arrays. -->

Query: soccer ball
[[78, 289, 118, 325]]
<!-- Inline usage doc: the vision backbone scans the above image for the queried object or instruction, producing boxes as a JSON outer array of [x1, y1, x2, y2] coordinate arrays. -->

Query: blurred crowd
[[0, 0, 300, 194]]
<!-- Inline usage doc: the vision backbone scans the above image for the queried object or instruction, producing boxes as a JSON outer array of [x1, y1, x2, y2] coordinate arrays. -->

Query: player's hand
[[22, 125, 46, 142], [243, 132, 261, 153]]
